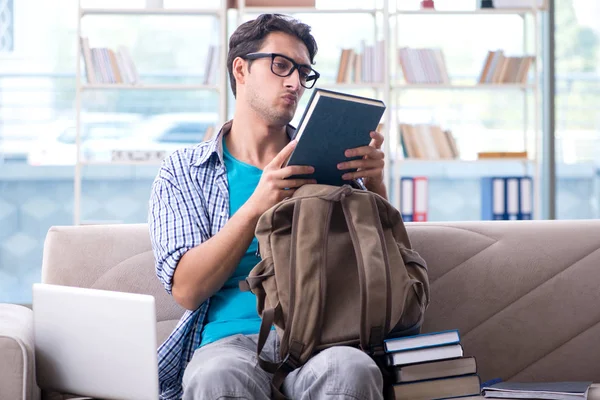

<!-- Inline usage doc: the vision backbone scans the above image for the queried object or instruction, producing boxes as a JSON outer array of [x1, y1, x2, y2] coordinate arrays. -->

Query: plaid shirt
[[148, 121, 297, 400]]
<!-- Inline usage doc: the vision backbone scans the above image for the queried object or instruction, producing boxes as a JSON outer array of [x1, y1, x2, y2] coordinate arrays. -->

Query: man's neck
[[227, 110, 290, 170]]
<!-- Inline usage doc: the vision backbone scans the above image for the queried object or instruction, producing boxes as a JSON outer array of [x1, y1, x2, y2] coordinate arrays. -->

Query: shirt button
[[220, 211, 227, 217]]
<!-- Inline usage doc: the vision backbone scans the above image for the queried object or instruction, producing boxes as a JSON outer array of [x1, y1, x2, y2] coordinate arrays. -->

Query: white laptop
[[32, 283, 160, 400]]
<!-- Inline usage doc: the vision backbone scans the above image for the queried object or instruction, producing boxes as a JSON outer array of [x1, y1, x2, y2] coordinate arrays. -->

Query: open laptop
[[32, 283, 159, 400]]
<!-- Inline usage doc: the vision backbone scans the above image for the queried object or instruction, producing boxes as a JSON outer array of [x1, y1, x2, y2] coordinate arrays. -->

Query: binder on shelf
[[481, 177, 506, 220], [413, 177, 428, 222], [519, 176, 533, 219], [482, 176, 533, 220], [506, 177, 519, 220], [400, 177, 414, 222]]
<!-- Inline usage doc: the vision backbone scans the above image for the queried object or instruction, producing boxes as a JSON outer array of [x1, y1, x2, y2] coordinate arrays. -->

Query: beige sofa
[[1, 220, 600, 399]]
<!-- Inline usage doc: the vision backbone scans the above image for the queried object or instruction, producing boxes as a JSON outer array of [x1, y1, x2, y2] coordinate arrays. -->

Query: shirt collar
[[192, 120, 297, 167]]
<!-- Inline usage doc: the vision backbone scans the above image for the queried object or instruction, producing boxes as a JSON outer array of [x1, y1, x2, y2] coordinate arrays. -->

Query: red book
[[413, 177, 428, 222]]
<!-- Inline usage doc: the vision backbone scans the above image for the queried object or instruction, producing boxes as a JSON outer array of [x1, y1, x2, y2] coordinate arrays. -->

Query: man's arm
[[171, 203, 260, 310], [166, 140, 315, 311]]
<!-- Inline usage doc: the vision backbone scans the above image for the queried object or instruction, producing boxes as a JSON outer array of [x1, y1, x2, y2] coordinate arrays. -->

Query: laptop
[[32, 283, 160, 400]]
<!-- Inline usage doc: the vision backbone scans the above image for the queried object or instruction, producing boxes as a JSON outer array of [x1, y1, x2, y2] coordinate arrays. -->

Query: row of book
[[481, 176, 533, 220], [335, 41, 386, 84], [397, 47, 534, 85], [80, 37, 140, 85], [477, 50, 535, 84], [399, 123, 460, 160], [398, 47, 450, 85], [399, 177, 429, 222], [383, 329, 481, 399]]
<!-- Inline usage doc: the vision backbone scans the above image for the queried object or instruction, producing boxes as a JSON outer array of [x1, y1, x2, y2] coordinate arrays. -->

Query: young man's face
[[244, 31, 311, 126]]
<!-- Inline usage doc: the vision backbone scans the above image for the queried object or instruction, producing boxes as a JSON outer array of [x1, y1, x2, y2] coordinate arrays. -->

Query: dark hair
[[227, 14, 318, 97]]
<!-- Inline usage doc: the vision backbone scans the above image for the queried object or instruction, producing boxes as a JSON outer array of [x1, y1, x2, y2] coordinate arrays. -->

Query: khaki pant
[[182, 330, 383, 400]]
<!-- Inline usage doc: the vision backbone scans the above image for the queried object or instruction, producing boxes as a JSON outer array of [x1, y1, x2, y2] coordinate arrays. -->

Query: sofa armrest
[[0, 304, 40, 400]]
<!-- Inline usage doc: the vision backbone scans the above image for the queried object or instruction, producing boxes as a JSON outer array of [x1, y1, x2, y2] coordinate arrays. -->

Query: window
[[554, 0, 600, 219], [0, 0, 14, 53]]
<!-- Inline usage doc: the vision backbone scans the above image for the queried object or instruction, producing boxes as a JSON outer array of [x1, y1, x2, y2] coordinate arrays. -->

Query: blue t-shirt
[[199, 141, 263, 347]]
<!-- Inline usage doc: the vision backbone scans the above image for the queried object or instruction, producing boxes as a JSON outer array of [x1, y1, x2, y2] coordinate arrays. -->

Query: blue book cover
[[286, 88, 386, 187], [384, 329, 461, 353]]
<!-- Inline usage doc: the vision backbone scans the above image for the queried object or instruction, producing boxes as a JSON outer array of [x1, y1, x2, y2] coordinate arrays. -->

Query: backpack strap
[[339, 191, 391, 354], [261, 195, 336, 399], [282, 196, 334, 361]]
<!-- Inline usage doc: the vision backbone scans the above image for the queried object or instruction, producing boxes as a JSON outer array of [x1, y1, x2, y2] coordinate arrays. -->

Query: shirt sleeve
[[148, 167, 205, 295]]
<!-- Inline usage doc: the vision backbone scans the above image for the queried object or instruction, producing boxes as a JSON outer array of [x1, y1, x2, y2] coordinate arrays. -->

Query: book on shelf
[[399, 176, 428, 222], [285, 88, 385, 186], [80, 37, 140, 85], [388, 374, 481, 400], [481, 381, 592, 400], [399, 123, 459, 160], [481, 176, 533, 220], [335, 41, 384, 84], [478, 50, 534, 84], [397, 47, 450, 85], [384, 329, 460, 353]]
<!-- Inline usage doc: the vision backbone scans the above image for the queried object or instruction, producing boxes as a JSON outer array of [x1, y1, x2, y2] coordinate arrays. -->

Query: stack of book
[[383, 329, 482, 400]]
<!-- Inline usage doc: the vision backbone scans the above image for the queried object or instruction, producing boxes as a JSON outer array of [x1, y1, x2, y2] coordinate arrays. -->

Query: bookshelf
[[69, 0, 546, 224], [74, 0, 229, 224], [389, 3, 543, 219]]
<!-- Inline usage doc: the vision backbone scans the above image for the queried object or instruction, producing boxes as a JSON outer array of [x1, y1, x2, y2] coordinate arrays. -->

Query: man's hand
[[337, 130, 387, 197], [245, 140, 316, 217]]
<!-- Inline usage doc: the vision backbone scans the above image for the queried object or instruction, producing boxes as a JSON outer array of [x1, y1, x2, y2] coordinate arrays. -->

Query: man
[[149, 13, 387, 400]]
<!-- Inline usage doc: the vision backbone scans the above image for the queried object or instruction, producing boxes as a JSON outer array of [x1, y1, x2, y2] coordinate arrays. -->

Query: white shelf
[[317, 83, 386, 90], [80, 160, 163, 166], [392, 9, 535, 16], [80, 8, 222, 16], [80, 84, 220, 91], [240, 7, 380, 15], [396, 158, 532, 163], [392, 83, 535, 90]]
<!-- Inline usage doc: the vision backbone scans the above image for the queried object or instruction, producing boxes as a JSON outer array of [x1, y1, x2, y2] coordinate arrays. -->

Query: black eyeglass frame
[[243, 52, 320, 89]]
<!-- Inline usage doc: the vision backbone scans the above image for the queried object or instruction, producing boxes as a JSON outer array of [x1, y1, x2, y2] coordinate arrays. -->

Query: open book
[[285, 88, 386, 187]]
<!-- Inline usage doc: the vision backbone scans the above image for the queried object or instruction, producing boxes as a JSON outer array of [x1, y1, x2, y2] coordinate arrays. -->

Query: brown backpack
[[240, 184, 430, 398]]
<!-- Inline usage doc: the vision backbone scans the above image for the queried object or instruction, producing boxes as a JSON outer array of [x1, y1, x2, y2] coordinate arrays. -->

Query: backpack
[[239, 184, 430, 398]]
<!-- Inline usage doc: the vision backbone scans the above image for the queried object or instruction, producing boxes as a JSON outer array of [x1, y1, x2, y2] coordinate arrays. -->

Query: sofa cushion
[[0, 304, 40, 400]]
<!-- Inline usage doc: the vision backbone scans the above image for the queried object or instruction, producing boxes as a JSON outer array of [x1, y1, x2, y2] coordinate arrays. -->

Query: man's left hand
[[337, 130, 387, 196]]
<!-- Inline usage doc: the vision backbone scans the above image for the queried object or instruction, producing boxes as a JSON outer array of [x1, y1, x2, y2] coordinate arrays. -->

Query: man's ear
[[232, 57, 247, 87]]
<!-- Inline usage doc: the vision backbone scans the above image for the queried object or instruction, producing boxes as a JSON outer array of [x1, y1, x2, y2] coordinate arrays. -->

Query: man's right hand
[[246, 140, 316, 217]]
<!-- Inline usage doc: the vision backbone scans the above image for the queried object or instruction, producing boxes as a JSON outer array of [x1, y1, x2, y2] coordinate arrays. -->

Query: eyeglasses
[[243, 52, 320, 89]]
